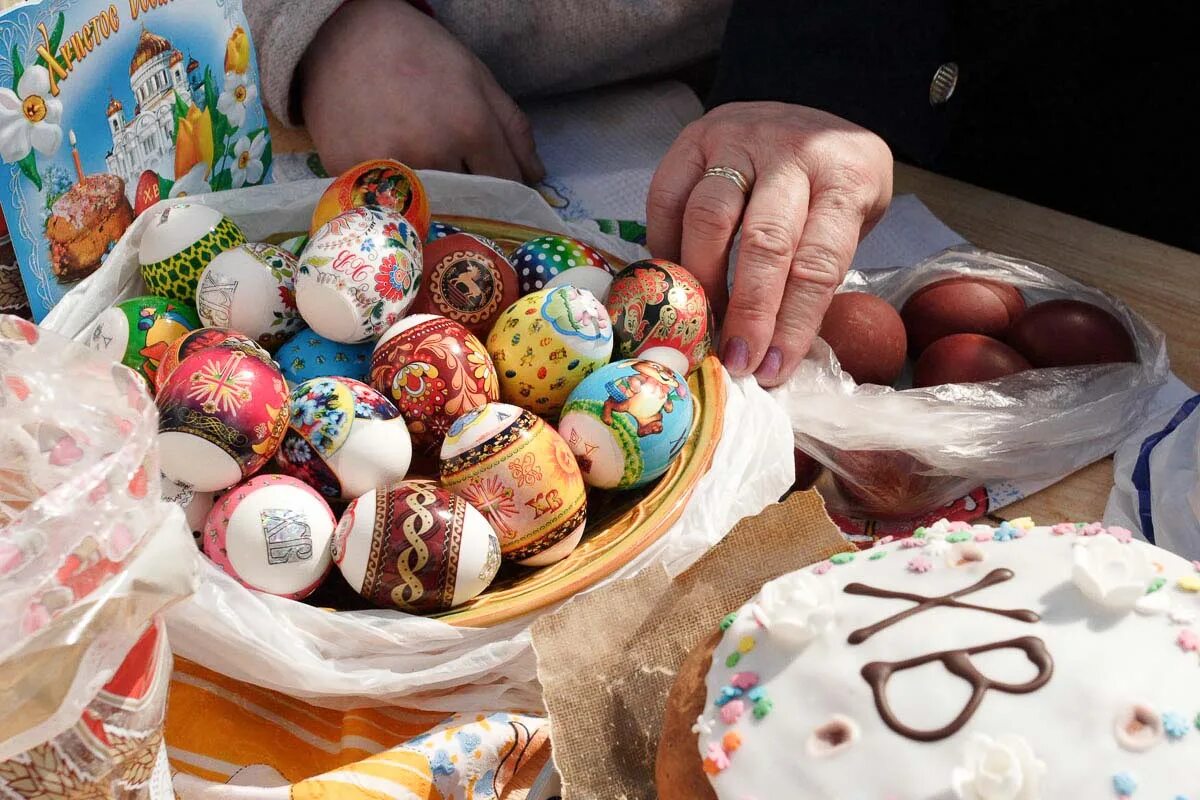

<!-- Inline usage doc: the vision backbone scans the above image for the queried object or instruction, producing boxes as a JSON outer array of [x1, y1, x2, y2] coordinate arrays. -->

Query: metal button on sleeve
[[929, 62, 959, 105]]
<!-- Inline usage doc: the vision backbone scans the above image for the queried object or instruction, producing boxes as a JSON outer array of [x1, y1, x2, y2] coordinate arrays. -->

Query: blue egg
[[558, 358, 695, 489], [275, 326, 374, 386]]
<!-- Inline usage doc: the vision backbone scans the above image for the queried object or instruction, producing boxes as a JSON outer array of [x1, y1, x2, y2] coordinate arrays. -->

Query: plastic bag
[[772, 245, 1170, 519], [42, 174, 795, 711], [0, 316, 196, 795]]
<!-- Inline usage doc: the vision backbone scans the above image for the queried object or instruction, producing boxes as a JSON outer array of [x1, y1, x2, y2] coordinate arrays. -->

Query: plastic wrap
[[772, 246, 1170, 519], [42, 174, 795, 712], [0, 316, 196, 793]]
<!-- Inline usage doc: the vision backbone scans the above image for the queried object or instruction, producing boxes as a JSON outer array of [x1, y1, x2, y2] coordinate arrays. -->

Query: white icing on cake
[[699, 520, 1200, 799]]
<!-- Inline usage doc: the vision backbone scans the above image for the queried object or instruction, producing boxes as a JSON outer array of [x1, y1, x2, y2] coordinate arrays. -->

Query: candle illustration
[[70, 130, 84, 182]]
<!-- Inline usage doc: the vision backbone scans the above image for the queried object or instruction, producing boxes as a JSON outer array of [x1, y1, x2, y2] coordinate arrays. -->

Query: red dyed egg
[[818, 292, 907, 385], [370, 314, 500, 456], [913, 333, 1032, 388], [901, 277, 1026, 356], [134, 170, 162, 215], [606, 259, 714, 375], [1006, 299, 1136, 367], [155, 327, 269, 393], [793, 449, 824, 491], [831, 449, 943, 521], [414, 233, 519, 338]]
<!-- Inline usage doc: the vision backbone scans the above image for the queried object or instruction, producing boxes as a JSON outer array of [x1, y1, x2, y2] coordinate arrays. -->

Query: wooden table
[[268, 118, 1199, 523]]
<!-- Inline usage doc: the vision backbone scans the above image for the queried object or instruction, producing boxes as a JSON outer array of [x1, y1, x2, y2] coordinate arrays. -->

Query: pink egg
[[202, 474, 335, 599], [156, 344, 289, 492]]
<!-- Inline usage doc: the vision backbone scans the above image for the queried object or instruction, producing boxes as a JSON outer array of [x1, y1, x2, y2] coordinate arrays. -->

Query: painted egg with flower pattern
[[154, 327, 271, 393], [425, 220, 462, 245], [413, 232, 519, 338], [369, 314, 499, 457], [332, 479, 501, 612], [510, 234, 614, 299], [195, 243, 303, 351], [295, 206, 423, 343], [440, 402, 586, 566], [139, 203, 247, 304], [606, 258, 714, 376], [82, 295, 200, 390], [276, 376, 412, 500], [558, 359, 695, 490], [486, 286, 613, 418], [275, 326, 373, 386], [310, 159, 431, 241], [202, 474, 335, 599], [156, 344, 290, 492]]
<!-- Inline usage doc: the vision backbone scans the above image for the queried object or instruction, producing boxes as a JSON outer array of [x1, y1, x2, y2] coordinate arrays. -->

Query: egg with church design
[[440, 402, 587, 567], [486, 286, 613, 418], [82, 295, 200, 390], [202, 474, 335, 599], [413, 232, 519, 338], [154, 326, 271, 393], [369, 314, 499, 457], [606, 259, 713, 375], [139, 203, 247, 304], [510, 234, 613, 298], [559, 359, 695, 490], [332, 479, 501, 613], [275, 376, 412, 500], [311, 159, 431, 241], [195, 243, 303, 351], [156, 344, 290, 492]]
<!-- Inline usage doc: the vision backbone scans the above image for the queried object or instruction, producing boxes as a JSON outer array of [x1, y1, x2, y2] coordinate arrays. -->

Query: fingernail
[[756, 347, 783, 382], [721, 337, 749, 374]]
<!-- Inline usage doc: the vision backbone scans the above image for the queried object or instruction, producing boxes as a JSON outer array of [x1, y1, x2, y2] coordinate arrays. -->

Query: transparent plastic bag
[[772, 246, 1170, 519], [0, 316, 196, 795]]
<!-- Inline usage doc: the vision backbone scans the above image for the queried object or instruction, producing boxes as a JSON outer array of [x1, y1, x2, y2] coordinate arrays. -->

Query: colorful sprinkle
[[722, 731, 742, 753], [899, 537, 926, 549], [1147, 577, 1167, 594], [830, 552, 855, 565], [1010, 516, 1036, 530], [715, 686, 743, 707], [725, 651, 741, 668], [720, 700, 745, 724], [1169, 608, 1196, 625], [912, 527, 928, 539], [731, 672, 760, 690], [1112, 771, 1137, 796], [747, 687, 765, 702], [752, 698, 773, 720], [907, 555, 933, 573], [877, 535, 895, 545], [947, 520, 972, 532], [1177, 576, 1200, 593], [750, 604, 770, 629], [1013, 528, 1028, 538], [1080, 521, 1104, 536], [719, 612, 738, 631], [705, 741, 730, 771], [1052, 522, 1077, 536], [1177, 629, 1199, 653], [993, 524, 1017, 542], [869, 550, 888, 560], [1163, 712, 1189, 740], [738, 636, 756, 654], [946, 532, 971, 543], [701, 756, 721, 776], [1108, 526, 1134, 544], [813, 561, 832, 575], [691, 715, 714, 736], [974, 531, 993, 542]]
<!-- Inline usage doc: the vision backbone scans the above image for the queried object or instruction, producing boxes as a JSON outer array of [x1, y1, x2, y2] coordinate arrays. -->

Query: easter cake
[[657, 519, 1200, 799], [45, 173, 135, 282]]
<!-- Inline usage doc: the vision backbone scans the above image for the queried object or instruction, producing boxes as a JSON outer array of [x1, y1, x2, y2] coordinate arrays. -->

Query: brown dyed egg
[[793, 449, 824, 491], [1006, 299, 1137, 367], [818, 292, 907, 385], [913, 333, 1032, 388], [831, 449, 941, 521], [901, 277, 1026, 356]]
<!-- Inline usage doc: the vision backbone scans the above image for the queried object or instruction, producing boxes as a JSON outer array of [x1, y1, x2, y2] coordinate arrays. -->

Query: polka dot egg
[[425, 220, 463, 244], [486, 286, 613, 418], [510, 234, 613, 297]]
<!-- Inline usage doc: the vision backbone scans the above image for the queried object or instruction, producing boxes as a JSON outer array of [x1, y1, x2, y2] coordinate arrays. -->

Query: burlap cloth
[[531, 490, 853, 799]]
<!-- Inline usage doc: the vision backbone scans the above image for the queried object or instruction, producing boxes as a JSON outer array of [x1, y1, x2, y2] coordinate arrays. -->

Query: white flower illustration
[[230, 133, 266, 188], [952, 734, 1045, 800], [0, 66, 64, 163], [1072, 533, 1151, 610], [169, 163, 212, 199], [216, 70, 257, 128], [756, 570, 836, 647]]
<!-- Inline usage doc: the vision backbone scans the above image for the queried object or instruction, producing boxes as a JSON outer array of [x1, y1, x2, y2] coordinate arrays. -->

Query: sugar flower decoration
[[756, 571, 836, 647], [1071, 533, 1151, 611], [951, 734, 1045, 800]]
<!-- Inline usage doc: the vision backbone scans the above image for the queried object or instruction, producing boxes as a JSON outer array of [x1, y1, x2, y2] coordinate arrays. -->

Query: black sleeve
[[707, 0, 956, 166]]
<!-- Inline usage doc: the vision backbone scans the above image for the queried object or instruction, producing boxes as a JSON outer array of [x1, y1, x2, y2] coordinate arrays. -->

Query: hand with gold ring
[[646, 101, 893, 386]]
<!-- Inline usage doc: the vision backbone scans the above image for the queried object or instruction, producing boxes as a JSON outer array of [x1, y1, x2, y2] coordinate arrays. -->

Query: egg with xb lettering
[[139, 203, 247, 304], [440, 402, 586, 566], [486, 286, 613, 418], [195, 243, 302, 351]]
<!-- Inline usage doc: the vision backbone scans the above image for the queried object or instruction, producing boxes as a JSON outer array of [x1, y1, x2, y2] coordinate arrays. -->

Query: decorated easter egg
[[156, 345, 289, 492], [276, 377, 412, 500], [310, 159, 431, 240], [82, 295, 200, 389], [425, 220, 462, 244], [370, 314, 499, 457], [486, 286, 613, 417], [155, 327, 271, 393], [510, 234, 613, 298], [195, 243, 303, 351], [440, 403, 586, 566], [558, 359, 695, 490], [133, 169, 163, 215], [161, 472, 215, 546], [606, 259, 714, 375], [332, 479, 501, 612], [139, 203, 247, 303], [278, 233, 309, 257], [295, 206, 423, 343], [413, 232, 519, 338], [275, 327, 373, 386], [202, 474, 334, 599]]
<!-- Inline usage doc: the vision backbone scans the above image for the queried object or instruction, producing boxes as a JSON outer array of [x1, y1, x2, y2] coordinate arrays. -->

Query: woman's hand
[[300, 0, 544, 182], [647, 101, 893, 386]]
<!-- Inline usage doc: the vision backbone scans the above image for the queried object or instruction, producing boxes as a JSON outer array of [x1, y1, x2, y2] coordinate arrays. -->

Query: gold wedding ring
[[702, 165, 751, 194]]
